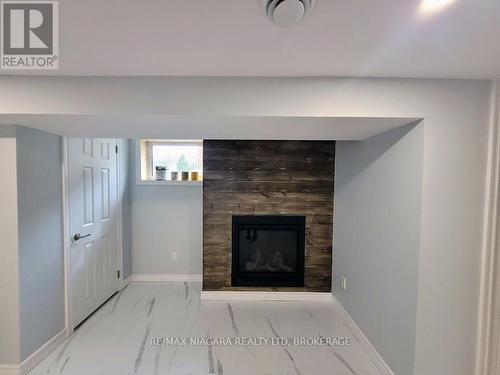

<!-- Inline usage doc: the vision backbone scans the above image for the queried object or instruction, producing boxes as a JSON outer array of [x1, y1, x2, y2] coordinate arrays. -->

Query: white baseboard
[[20, 329, 67, 375], [332, 297, 394, 375], [0, 329, 67, 375], [130, 274, 202, 282], [200, 291, 333, 302], [121, 275, 132, 290]]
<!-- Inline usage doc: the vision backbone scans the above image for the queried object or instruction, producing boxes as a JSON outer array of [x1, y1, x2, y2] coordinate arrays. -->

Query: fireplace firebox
[[231, 215, 305, 287]]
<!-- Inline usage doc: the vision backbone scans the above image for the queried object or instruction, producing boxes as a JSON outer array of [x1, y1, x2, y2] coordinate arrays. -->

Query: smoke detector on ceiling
[[262, 0, 314, 27]]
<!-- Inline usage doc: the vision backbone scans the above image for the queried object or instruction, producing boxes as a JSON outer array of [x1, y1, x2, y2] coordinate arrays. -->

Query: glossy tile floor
[[30, 282, 384, 375]]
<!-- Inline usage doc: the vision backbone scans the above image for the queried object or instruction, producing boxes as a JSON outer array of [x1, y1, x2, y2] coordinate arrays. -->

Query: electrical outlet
[[171, 251, 178, 261], [341, 275, 347, 290]]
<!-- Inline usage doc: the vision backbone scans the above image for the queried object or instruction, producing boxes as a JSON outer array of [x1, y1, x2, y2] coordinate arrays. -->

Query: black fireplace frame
[[231, 215, 305, 287]]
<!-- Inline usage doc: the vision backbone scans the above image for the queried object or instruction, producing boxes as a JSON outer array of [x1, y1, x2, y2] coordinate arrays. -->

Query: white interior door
[[68, 138, 119, 328]]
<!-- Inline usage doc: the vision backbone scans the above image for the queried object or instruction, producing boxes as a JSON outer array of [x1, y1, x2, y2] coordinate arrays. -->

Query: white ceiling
[[1, 0, 499, 78], [0, 115, 418, 140]]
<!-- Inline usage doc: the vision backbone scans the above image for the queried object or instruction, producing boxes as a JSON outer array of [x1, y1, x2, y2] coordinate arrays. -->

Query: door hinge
[[115, 145, 118, 154], [117, 270, 120, 278]]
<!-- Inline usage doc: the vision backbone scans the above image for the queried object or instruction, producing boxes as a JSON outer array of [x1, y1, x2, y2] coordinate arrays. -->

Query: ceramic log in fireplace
[[232, 215, 305, 287]]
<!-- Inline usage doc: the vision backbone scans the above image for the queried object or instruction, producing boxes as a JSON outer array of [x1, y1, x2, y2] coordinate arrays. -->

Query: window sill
[[136, 180, 202, 186]]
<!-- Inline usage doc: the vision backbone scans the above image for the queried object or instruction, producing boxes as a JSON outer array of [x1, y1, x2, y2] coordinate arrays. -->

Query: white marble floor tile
[[29, 282, 383, 375]]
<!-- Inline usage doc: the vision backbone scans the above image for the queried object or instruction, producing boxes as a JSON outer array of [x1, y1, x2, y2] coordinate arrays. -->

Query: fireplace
[[232, 215, 305, 287]]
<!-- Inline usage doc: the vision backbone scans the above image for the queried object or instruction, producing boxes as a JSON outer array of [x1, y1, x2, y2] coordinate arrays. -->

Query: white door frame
[[476, 81, 500, 375], [116, 139, 125, 290], [62, 137, 124, 336]]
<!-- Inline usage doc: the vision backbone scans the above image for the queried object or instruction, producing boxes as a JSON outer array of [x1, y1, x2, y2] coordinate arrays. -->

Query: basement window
[[137, 139, 203, 185]]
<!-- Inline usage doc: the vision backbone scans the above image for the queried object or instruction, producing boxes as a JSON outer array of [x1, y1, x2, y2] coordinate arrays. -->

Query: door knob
[[73, 233, 91, 241]]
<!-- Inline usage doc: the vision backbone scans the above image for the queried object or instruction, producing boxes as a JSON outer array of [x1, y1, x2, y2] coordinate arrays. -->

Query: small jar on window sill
[[190, 171, 200, 181], [155, 166, 167, 181]]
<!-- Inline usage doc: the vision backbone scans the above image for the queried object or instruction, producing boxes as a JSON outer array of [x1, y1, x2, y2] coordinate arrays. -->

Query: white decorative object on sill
[[155, 166, 167, 180]]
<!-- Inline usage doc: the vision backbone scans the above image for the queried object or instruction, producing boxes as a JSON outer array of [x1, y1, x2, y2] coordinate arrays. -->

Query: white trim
[[332, 296, 394, 375], [122, 275, 132, 289], [116, 140, 124, 290], [130, 274, 202, 283], [61, 137, 73, 337], [200, 291, 332, 302], [476, 81, 500, 375], [135, 180, 202, 186], [134, 139, 141, 182], [0, 329, 68, 375], [19, 329, 67, 375]]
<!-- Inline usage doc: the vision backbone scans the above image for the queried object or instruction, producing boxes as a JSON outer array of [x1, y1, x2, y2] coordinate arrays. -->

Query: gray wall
[[131, 144, 202, 275], [131, 186, 203, 275], [16, 126, 65, 361], [334, 124, 424, 375], [119, 139, 133, 279]]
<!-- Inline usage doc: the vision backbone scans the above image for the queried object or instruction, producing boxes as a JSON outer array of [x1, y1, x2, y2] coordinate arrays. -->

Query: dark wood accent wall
[[203, 140, 335, 292]]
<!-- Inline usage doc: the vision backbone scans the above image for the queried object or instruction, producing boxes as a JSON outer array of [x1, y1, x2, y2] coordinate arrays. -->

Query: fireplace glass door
[[232, 216, 305, 287]]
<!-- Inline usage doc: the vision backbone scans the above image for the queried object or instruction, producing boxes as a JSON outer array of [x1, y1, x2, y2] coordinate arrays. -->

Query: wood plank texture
[[203, 140, 335, 292]]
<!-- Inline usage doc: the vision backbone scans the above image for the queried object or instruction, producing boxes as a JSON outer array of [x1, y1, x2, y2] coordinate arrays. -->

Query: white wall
[[131, 145, 202, 276], [412, 84, 489, 375], [335, 123, 424, 375], [0, 132, 20, 365]]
